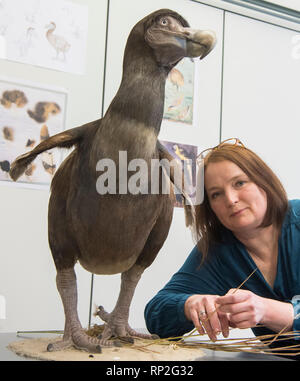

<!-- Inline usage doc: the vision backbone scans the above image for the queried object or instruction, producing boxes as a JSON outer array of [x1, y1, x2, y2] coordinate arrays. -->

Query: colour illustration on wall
[[0, 78, 67, 185], [160, 139, 197, 207], [163, 58, 194, 125]]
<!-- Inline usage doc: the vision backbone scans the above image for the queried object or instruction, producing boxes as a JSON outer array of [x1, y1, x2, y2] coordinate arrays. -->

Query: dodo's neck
[[104, 43, 169, 134]]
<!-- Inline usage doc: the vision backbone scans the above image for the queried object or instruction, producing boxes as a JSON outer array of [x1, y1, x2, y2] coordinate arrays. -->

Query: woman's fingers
[[201, 298, 225, 341], [184, 294, 231, 341], [217, 309, 230, 338], [218, 300, 250, 314], [200, 309, 218, 341], [190, 305, 218, 341], [217, 290, 265, 329], [190, 309, 206, 336], [197, 307, 230, 341]]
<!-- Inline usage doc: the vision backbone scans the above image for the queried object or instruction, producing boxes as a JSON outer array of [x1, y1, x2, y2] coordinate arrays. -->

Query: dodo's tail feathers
[[9, 122, 96, 181]]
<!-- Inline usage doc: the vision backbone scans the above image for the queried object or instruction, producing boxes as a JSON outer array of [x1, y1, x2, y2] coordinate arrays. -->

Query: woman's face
[[204, 160, 268, 235]]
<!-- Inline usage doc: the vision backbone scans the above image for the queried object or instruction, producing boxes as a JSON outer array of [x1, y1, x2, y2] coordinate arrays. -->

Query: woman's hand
[[216, 289, 265, 329], [216, 289, 294, 333], [184, 294, 230, 341]]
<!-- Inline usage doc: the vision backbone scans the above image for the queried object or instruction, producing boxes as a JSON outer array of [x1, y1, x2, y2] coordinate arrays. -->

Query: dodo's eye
[[160, 18, 169, 26]]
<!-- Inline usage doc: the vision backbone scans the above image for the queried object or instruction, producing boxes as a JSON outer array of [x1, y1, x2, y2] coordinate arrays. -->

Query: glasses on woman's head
[[185, 138, 245, 205], [197, 138, 245, 162]]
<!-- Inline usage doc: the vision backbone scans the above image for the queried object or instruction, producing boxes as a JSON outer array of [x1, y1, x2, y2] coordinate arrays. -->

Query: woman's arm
[[144, 289, 195, 338]]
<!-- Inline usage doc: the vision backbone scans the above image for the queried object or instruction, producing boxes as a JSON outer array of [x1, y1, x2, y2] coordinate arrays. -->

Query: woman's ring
[[199, 311, 206, 318]]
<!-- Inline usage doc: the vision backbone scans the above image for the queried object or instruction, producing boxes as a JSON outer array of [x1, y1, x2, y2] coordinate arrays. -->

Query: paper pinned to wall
[[0, 0, 88, 74], [0, 77, 67, 186]]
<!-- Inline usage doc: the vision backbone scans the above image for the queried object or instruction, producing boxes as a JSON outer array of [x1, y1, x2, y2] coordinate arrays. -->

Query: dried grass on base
[[84, 324, 300, 357], [15, 324, 300, 358]]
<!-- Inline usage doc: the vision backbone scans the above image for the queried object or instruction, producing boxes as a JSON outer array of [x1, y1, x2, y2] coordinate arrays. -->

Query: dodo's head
[[124, 9, 216, 70]]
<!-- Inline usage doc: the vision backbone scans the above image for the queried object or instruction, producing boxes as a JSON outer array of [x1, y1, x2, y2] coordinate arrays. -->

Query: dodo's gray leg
[[47, 268, 103, 353], [97, 264, 158, 344]]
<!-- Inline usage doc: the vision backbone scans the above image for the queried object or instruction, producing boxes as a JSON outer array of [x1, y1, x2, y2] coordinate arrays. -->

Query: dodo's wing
[[9, 119, 100, 181]]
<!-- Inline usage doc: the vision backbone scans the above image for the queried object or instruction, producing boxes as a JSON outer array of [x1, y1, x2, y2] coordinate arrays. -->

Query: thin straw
[[203, 268, 258, 322], [232, 268, 258, 293]]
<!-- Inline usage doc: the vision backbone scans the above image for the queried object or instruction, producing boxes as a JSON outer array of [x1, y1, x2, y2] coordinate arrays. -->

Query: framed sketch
[[0, 0, 88, 74], [0, 77, 67, 186]]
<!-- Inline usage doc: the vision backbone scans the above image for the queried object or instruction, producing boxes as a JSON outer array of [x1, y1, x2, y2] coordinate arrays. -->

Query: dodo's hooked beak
[[184, 29, 217, 60]]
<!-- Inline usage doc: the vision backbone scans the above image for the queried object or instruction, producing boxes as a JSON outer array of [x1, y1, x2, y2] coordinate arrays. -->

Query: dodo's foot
[[96, 305, 160, 344], [46, 328, 120, 353]]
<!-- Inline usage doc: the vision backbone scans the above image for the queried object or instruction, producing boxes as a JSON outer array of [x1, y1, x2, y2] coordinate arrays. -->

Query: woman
[[144, 138, 300, 354]]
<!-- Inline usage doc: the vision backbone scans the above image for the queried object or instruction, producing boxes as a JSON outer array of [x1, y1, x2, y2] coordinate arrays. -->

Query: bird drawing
[[45, 22, 71, 61], [9, 9, 216, 353], [19, 27, 36, 57]]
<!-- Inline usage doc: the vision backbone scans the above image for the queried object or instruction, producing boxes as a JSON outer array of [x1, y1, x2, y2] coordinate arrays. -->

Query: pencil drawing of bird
[[45, 22, 71, 61], [19, 27, 36, 57], [9, 9, 216, 353]]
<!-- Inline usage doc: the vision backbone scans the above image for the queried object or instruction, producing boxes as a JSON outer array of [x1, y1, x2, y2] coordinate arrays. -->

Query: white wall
[[221, 12, 300, 198], [0, 0, 299, 345]]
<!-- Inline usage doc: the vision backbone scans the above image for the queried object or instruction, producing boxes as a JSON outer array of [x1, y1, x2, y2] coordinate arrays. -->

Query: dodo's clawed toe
[[47, 343, 54, 352], [95, 345, 102, 353]]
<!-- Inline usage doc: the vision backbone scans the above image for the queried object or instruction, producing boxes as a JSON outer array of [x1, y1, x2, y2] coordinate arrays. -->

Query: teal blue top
[[144, 200, 300, 348]]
